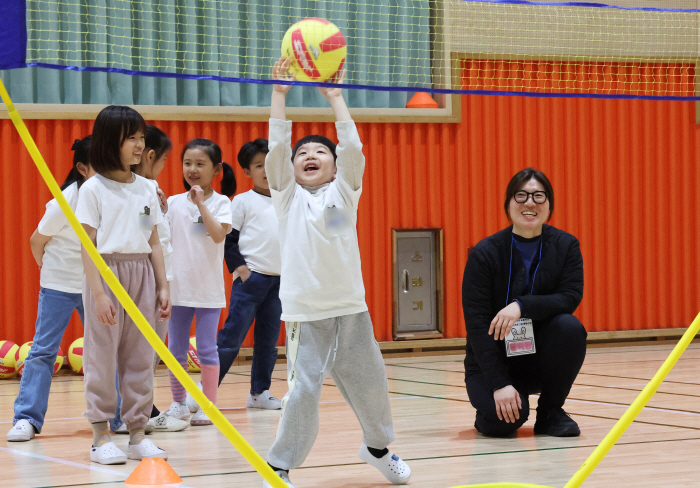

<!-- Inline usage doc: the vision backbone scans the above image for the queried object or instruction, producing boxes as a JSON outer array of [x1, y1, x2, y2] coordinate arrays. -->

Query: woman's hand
[[157, 289, 171, 321], [494, 385, 522, 423], [489, 301, 521, 341], [272, 57, 296, 94], [317, 70, 346, 101], [189, 185, 205, 206], [236, 264, 251, 283], [157, 188, 168, 214], [95, 293, 117, 326]]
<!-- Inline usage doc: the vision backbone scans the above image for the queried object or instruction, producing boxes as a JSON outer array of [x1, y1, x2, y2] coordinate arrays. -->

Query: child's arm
[[29, 230, 51, 268], [266, 57, 296, 213], [318, 76, 365, 195], [190, 186, 231, 244], [148, 227, 171, 321], [81, 224, 117, 326]]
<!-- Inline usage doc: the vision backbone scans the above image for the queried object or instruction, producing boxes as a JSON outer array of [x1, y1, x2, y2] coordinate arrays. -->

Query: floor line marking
[[0, 446, 127, 476]]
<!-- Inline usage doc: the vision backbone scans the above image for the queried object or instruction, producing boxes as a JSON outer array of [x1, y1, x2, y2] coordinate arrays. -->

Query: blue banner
[[0, 0, 27, 69]]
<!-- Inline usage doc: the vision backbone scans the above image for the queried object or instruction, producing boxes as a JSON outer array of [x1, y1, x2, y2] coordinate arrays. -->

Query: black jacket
[[461, 225, 584, 391]]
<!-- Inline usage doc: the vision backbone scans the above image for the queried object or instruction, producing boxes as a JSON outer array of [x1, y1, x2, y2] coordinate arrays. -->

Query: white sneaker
[[247, 390, 282, 410], [190, 408, 213, 426], [148, 411, 190, 432], [7, 419, 35, 442], [112, 423, 128, 434], [358, 444, 411, 485], [166, 401, 191, 421], [186, 382, 202, 413], [127, 438, 168, 460], [262, 469, 295, 488], [90, 441, 127, 465]]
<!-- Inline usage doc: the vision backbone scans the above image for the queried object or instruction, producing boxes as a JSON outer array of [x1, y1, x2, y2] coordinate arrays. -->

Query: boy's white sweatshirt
[[266, 118, 368, 322]]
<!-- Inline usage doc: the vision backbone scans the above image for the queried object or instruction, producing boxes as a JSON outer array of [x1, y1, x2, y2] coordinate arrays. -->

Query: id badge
[[324, 205, 351, 236], [505, 318, 536, 357]]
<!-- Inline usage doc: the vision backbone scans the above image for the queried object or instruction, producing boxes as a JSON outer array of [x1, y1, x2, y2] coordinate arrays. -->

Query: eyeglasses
[[513, 191, 548, 204]]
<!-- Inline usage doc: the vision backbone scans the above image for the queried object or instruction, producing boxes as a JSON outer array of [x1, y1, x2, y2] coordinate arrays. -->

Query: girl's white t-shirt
[[150, 180, 173, 281], [75, 173, 163, 254], [37, 182, 83, 294], [230, 190, 281, 277], [167, 191, 233, 308]]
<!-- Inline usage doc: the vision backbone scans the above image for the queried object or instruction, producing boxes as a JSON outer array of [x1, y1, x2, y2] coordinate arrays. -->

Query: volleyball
[[281, 18, 347, 83], [0, 340, 19, 379], [54, 346, 64, 374], [15, 341, 32, 377], [187, 336, 200, 372], [68, 337, 83, 374]]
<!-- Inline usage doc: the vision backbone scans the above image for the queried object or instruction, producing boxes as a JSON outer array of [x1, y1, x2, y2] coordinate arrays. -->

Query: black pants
[[465, 313, 587, 437]]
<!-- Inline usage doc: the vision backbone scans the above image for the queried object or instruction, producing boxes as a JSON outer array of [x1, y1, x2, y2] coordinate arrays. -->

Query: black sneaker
[[534, 408, 580, 437]]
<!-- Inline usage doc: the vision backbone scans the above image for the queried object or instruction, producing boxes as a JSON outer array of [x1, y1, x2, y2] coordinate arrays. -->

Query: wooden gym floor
[[2, 343, 700, 488]]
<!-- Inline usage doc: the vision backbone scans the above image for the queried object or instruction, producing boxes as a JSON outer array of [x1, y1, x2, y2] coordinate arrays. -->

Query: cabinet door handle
[[402, 269, 409, 293]]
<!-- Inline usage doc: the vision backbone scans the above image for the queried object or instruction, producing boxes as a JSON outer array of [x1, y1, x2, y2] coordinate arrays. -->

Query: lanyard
[[506, 234, 543, 306]]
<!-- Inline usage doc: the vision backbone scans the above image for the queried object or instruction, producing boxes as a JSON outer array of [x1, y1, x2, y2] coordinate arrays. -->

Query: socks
[[200, 364, 220, 405], [129, 428, 145, 445], [268, 463, 288, 474], [367, 446, 389, 459], [169, 361, 189, 402], [92, 422, 111, 447]]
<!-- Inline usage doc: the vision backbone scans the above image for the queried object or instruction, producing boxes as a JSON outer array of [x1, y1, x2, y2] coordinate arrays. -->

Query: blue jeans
[[217, 272, 282, 394], [13, 288, 84, 433]]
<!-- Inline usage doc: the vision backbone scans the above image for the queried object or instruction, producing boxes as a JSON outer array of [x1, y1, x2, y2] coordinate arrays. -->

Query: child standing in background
[[7, 137, 94, 442], [76, 105, 170, 464], [216, 138, 283, 409], [109, 125, 190, 434], [165, 139, 234, 425]]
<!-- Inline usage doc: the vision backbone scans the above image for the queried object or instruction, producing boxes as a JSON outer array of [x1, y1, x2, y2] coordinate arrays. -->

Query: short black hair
[[145, 125, 172, 160], [237, 139, 268, 170], [181, 138, 237, 197], [89, 105, 146, 175], [504, 167, 554, 222], [60, 135, 92, 190], [292, 135, 337, 162]]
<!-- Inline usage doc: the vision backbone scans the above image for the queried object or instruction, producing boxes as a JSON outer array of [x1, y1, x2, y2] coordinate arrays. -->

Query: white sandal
[[90, 441, 127, 465], [127, 438, 168, 460], [358, 444, 411, 485]]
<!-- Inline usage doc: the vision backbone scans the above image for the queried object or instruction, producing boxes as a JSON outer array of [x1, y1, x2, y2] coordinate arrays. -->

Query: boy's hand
[[317, 70, 345, 101], [272, 57, 296, 94], [236, 264, 251, 283], [189, 185, 205, 206]]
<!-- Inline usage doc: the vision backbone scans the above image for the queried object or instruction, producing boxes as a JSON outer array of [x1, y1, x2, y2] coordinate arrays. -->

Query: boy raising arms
[[263, 58, 411, 488]]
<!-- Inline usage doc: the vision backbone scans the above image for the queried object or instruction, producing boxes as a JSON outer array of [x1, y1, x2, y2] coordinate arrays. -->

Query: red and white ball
[[281, 18, 347, 83], [187, 336, 200, 372], [0, 340, 19, 379], [15, 341, 63, 376]]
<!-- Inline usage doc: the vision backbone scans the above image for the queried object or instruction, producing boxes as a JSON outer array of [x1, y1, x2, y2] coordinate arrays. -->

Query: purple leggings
[[168, 306, 221, 402]]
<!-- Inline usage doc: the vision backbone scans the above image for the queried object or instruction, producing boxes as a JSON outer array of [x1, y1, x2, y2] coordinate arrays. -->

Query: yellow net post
[[0, 78, 288, 488]]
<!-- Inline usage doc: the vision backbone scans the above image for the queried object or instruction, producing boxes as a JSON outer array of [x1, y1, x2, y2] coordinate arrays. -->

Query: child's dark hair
[[181, 138, 237, 197], [60, 135, 92, 190], [292, 135, 337, 162], [89, 105, 147, 175], [237, 139, 268, 170], [145, 125, 172, 160]]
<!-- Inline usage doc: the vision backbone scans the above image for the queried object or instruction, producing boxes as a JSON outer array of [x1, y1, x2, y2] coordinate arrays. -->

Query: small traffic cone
[[125, 457, 183, 487], [406, 92, 439, 108]]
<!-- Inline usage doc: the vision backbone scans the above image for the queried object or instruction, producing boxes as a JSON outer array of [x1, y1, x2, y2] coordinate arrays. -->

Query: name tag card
[[505, 318, 536, 357]]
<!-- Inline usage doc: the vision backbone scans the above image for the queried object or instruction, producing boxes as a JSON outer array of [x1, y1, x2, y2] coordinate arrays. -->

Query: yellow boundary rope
[[0, 79, 287, 488]]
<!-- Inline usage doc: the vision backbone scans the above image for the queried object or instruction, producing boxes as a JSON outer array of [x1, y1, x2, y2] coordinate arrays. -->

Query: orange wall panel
[[2, 88, 700, 352]]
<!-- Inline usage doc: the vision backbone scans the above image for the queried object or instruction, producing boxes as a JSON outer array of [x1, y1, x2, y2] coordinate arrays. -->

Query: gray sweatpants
[[83, 253, 157, 431], [267, 311, 395, 470]]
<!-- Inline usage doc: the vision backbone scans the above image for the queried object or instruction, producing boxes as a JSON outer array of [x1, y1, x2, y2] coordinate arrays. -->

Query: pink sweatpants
[[82, 253, 157, 431]]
